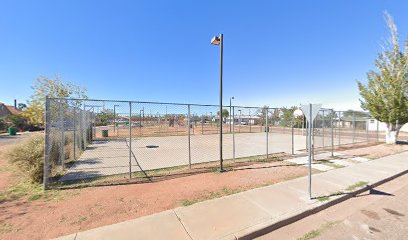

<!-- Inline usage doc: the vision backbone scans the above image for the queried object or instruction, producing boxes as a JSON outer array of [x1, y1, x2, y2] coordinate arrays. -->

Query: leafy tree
[[280, 106, 303, 127], [342, 110, 370, 119], [357, 12, 408, 144], [18, 103, 27, 111], [256, 106, 269, 125], [96, 112, 115, 126], [23, 75, 87, 126], [217, 109, 229, 118], [216, 109, 229, 123]]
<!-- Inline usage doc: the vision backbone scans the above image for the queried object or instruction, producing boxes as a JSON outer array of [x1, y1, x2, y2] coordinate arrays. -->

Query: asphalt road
[[257, 169, 408, 240]]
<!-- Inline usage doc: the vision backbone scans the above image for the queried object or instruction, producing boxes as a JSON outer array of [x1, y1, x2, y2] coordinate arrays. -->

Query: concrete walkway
[[56, 151, 408, 240], [286, 151, 370, 172]]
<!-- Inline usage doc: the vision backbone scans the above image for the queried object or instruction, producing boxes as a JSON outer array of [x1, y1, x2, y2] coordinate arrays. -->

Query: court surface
[[60, 132, 364, 181]]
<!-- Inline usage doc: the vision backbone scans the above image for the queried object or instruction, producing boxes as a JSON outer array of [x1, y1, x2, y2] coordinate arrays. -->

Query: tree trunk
[[385, 123, 401, 144]]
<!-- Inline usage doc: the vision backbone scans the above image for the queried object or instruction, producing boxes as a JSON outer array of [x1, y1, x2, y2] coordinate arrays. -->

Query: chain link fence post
[[233, 106, 235, 162], [73, 106, 76, 160], [59, 100, 65, 170], [188, 104, 191, 169], [43, 97, 50, 190], [366, 117, 369, 142], [129, 102, 132, 179], [266, 108, 269, 158], [249, 109, 252, 133], [322, 110, 325, 148], [331, 110, 334, 157], [291, 112, 294, 155], [338, 111, 341, 146], [352, 111, 355, 143]]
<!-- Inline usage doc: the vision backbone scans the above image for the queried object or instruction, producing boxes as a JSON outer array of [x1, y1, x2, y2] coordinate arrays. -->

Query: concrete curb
[[233, 168, 408, 240]]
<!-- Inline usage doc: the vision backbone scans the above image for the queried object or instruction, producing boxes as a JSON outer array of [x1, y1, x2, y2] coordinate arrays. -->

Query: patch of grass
[[321, 162, 344, 169], [346, 181, 369, 191], [316, 191, 344, 202], [298, 229, 321, 240], [0, 223, 14, 234], [297, 221, 339, 240], [180, 187, 243, 206], [1, 180, 76, 203], [316, 196, 330, 202]]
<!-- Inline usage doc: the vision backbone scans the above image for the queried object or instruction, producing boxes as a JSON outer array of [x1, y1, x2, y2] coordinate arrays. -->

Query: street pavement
[[257, 164, 408, 240]]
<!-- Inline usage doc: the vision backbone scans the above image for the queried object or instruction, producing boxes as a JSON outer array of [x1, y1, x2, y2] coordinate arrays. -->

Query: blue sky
[[0, 0, 407, 110]]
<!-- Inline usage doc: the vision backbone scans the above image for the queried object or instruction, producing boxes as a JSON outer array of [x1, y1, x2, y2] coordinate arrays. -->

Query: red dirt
[[0, 160, 306, 240], [340, 142, 408, 159]]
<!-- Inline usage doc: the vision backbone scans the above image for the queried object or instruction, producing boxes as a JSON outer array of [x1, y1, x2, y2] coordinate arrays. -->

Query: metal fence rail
[[44, 97, 381, 189]]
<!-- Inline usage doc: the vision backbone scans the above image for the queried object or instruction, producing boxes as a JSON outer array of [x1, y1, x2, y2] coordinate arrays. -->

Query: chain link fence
[[44, 98, 381, 189]]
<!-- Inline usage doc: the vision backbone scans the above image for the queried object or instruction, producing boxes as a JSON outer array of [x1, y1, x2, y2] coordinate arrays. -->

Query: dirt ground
[[0, 144, 14, 191], [1, 135, 407, 240], [334, 141, 408, 159], [0, 150, 307, 239]]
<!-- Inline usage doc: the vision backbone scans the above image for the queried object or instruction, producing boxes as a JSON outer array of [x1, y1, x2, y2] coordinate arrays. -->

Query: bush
[[8, 134, 44, 183], [0, 118, 9, 132]]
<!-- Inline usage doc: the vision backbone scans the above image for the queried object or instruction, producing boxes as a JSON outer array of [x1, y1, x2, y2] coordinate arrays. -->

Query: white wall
[[367, 119, 408, 132]]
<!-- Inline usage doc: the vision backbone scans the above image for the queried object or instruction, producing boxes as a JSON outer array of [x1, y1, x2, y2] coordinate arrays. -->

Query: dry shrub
[[8, 135, 44, 183]]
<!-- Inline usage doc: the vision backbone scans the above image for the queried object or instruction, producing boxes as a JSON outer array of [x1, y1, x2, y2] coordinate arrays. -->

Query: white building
[[367, 119, 408, 132], [214, 115, 261, 125]]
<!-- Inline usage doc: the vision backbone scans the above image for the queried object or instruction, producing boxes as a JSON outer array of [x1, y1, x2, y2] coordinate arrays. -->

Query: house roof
[[0, 102, 21, 116]]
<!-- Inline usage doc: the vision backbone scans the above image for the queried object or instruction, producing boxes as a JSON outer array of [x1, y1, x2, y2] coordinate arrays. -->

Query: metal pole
[[73, 106, 76, 160], [331, 110, 334, 157], [201, 114, 204, 135], [291, 113, 294, 155], [229, 98, 232, 133], [306, 116, 308, 151], [129, 102, 132, 179], [93, 107, 96, 140], [266, 108, 269, 159], [366, 117, 369, 142], [239, 110, 241, 133], [210, 112, 212, 127], [352, 111, 355, 143], [233, 106, 235, 161], [376, 119, 379, 142], [338, 111, 341, 146], [312, 116, 315, 161], [113, 105, 116, 132], [308, 104, 312, 200], [188, 105, 191, 169], [322, 110, 325, 148], [83, 104, 86, 149], [249, 109, 252, 133], [59, 100, 65, 170], [219, 33, 224, 172], [43, 97, 50, 190]]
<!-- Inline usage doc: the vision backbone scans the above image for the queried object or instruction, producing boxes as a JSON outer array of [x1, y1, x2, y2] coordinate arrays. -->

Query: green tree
[[357, 12, 408, 144], [217, 109, 229, 123], [23, 75, 87, 126], [217, 109, 229, 118]]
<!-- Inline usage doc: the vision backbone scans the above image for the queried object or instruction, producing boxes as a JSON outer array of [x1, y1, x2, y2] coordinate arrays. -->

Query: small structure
[[0, 102, 21, 118], [367, 118, 408, 132]]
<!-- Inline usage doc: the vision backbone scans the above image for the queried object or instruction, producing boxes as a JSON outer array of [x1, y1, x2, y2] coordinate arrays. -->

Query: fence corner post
[[43, 96, 50, 190]]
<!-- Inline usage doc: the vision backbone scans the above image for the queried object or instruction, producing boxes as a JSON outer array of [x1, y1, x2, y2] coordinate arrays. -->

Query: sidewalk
[[57, 151, 408, 240]]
